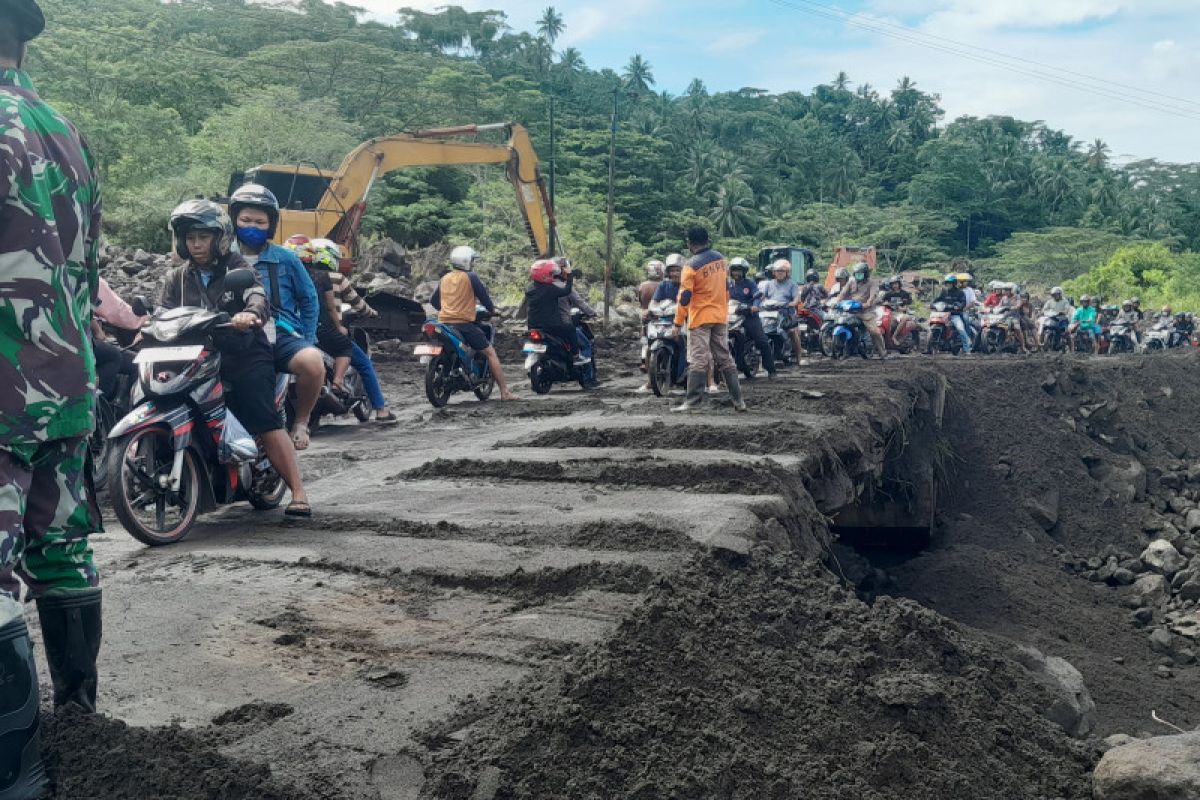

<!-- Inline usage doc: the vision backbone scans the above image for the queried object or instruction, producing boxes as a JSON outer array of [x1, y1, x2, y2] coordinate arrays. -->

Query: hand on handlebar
[[230, 312, 260, 331]]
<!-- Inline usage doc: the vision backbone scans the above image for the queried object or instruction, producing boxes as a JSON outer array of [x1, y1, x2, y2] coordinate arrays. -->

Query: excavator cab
[[756, 246, 815, 283], [231, 166, 333, 213]]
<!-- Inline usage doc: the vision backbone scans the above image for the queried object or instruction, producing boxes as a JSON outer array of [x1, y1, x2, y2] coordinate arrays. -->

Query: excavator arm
[[251, 122, 556, 259]]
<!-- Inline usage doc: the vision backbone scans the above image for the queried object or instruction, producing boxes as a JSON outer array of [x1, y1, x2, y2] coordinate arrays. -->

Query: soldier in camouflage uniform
[[0, 2, 104, 796]]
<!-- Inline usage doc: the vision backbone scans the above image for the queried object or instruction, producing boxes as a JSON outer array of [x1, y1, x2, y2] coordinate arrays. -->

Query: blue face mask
[[236, 226, 269, 248]]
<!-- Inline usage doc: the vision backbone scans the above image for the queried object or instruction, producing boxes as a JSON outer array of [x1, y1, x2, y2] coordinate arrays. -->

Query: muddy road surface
[[30, 337, 1200, 799]]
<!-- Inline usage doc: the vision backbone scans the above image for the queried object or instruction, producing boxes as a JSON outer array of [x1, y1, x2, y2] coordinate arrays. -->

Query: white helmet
[[646, 259, 665, 280], [771, 258, 791, 274], [1050, 286, 1063, 296], [449, 245, 478, 271], [665, 253, 685, 269]]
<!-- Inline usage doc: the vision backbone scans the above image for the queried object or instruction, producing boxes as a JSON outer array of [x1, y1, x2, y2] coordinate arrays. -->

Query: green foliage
[[25, 0, 1198, 298], [1067, 244, 1200, 308]]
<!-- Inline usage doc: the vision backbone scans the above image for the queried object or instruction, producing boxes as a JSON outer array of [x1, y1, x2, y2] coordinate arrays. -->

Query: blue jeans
[[350, 342, 386, 410], [950, 314, 972, 353]]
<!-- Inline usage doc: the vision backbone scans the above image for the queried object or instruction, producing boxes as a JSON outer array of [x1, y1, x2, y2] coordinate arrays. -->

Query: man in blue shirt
[[228, 184, 324, 453], [727, 257, 775, 377], [758, 259, 803, 360]]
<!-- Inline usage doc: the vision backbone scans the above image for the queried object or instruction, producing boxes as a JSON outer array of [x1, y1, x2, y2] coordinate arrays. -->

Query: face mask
[[236, 226, 269, 248]]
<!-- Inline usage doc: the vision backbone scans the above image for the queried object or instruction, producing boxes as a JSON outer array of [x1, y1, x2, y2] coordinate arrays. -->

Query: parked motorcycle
[[415, 308, 497, 407], [106, 302, 288, 546], [926, 301, 965, 355], [758, 299, 795, 367], [646, 301, 686, 397], [828, 300, 873, 360], [727, 301, 761, 379], [524, 308, 598, 393], [1038, 313, 1070, 353]]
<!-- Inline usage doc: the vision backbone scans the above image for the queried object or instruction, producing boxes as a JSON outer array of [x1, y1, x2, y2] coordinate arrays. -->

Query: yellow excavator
[[227, 121, 557, 261]]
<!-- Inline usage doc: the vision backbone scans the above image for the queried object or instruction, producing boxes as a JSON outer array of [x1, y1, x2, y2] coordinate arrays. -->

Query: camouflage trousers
[[0, 437, 100, 625]]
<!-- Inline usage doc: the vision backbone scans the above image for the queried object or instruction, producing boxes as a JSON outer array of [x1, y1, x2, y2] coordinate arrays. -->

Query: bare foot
[[291, 424, 310, 451], [500, 393, 520, 401]]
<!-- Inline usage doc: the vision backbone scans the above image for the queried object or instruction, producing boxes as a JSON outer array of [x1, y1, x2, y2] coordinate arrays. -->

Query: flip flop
[[374, 411, 399, 425], [284, 500, 312, 518], [291, 424, 310, 451]]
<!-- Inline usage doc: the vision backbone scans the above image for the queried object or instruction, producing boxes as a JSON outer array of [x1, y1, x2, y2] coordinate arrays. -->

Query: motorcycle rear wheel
[[425, 353, 455, 408], [742, 343, 761, 378], [472, 355, 495, 401], [247, 464, 287, 510], [649, 349, 673, 397], [109, 427, 201, 546], [530, 360, 553, 394]]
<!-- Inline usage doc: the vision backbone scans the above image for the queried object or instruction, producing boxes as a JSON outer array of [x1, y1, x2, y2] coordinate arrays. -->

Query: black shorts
[[451, 323, 491, 352], [222, 360, 283, 436], [317, 326, 354, 359], [273, 333, 313, 374]]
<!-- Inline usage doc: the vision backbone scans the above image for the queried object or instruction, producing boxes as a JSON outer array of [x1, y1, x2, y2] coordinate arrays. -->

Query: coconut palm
[[711, 177, 759, 236], [537, 7, 564, 44], [623, 54, 655, 93]]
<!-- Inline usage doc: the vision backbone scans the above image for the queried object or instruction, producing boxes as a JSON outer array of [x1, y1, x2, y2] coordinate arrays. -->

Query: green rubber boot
[[722, 368, 747, 412], [671, 372, 706, 413]]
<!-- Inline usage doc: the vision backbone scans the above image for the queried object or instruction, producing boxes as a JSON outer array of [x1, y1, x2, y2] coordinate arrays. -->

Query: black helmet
[[1, 0, 45, 42], [228, 183, 280, 238], [169, 199, 233, 262], [805, 270, 819, 283]]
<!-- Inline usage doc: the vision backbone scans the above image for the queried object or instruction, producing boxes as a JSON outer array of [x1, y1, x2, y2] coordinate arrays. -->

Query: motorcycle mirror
[[131, 295, 150, 316], [224, 268, 257, 294]]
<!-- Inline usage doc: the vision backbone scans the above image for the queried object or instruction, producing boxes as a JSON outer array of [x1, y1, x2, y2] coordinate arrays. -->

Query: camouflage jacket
[[0, 69, 102, 453]]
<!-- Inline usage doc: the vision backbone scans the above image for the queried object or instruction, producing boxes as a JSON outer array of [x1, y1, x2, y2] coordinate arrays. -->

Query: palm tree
[[1086, 138, 1111, 171], [711, 178, 758, 236], [537, 6, 564, 44], [623, 54, 655, 93], [558, 46, 585, 75], [832, 71, 850, 91]]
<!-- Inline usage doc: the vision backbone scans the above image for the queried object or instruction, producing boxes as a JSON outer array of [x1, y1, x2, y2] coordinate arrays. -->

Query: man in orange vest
[[671, 227, 745, 413]]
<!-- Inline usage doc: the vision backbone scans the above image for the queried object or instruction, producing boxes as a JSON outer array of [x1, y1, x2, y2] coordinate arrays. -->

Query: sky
[[340, 0, 1199, 163]]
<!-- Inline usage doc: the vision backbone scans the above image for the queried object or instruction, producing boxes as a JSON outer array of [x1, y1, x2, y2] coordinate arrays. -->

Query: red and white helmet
[[530, 259, 561, 285]]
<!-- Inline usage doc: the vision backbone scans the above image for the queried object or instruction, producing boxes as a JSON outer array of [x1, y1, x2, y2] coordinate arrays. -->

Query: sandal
[[291, 424, 310, 452], [374, 411, 399, 425], [284, 500, 312, 518]]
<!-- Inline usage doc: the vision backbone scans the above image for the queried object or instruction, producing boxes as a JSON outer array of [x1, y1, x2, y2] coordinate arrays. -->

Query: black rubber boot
[[671, 372, 706, 413], [35, 590, 102, 713], [722, 368, 747, 412], [0, 617, 48, 800]]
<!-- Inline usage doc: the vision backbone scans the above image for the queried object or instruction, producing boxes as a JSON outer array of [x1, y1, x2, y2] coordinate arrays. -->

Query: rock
[[1170, 496, 1193, 515], [1143, 512, 1170, 533], [1120, 558, 1146, 575], [1010, 645, 1096, 738], [1142, 540, 1188, 577], [1180, 581, 1200, 603], [1109, 568, 1137, 587], [1185, 510, 1200, 532], [1155, 665, 1174, 679], [1132, 607, 1154, 626], [1149, 628, 1175, 655], [1023, 488, 1060, 532], [132, 248, 156, 265], [1188, 463, 1200, 483], [1160, 524, 1184, 544], [1169, 610, 1200, 640], [1103, 733, 1136, 751], [1161, 472, 1185, 491], [1129, 574, 1168, 607]]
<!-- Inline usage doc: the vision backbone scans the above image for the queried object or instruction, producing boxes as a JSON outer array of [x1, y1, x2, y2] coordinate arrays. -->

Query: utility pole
[[604, 87, 618, 331], [548, 94, 556, 218]]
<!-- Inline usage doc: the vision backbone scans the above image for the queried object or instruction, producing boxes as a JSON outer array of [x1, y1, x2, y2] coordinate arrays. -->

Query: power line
[[765, 0, 1200, 123], [772, 0, 1200, 113]]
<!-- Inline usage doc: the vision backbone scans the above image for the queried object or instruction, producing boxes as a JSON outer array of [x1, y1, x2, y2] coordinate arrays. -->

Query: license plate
[[413, 344, 442, 356], [523, 343, 547, 353], [134, 345, 202, 364], [796, 324, 808, 332]]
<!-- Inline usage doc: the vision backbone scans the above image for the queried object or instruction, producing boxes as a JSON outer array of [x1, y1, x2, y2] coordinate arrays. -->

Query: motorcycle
[[645, 301, 686, 397], [90, 295, 151, 494], [926, 301, 965, 355], [1142, 320, 1188, 352], [1038, 313, 1070, 353], [524, 308, 598, 393], [980, 311, 1021, 354], [414, 308, 497, 407], [1070, 324, 1098, 354], [1106, 321, 1137, 355], [288, 310, 372, 431], [106, 302, 288, 546], [795, 305, 826, 355], [828, 300, 873, 360], [727, 301, 761, 379], [878, 300, 918, 354], [758, 299, 796, 367]]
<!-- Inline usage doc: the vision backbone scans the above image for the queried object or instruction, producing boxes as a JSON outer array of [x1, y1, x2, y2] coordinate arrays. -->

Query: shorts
[[273, 332, 311, 373], [451, 323, 491, 352], [222, 360, 283, 436], [317, 326, 354, 359]]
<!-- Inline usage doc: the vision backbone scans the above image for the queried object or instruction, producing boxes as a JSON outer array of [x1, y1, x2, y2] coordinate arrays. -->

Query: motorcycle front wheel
[[247, 462, 287, 510], [109, 427, 201, 546], [425, 353, 455, 408], [649, 348, 673, 397]]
